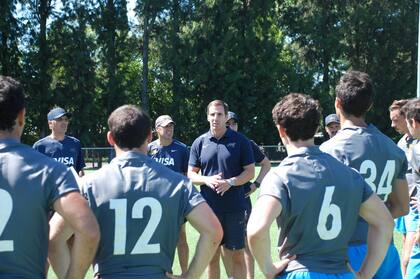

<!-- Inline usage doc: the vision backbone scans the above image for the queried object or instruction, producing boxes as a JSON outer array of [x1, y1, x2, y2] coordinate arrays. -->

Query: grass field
[[47, 166, 404, 279]]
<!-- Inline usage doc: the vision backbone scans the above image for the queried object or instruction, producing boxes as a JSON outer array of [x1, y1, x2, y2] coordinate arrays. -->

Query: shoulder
[[21, 143, 70, 171], [33, 136, 52, 147], [229, 129, 248, 141], [191, 132, 208, 147], [173, 139, 188, 149], [371, 127, 406, 157], [65, 135, 81, 144]]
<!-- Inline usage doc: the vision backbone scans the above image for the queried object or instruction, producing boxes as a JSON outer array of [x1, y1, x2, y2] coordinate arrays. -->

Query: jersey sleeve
[[258, 170, 290, 216], [76, 141, 86, 172], [182, 146, 189, 174], [240, 135, 255, 166], [46, 165, 81, 209], [181, 179, 206, 217], [250, 140, 265, 163], [188, 137, 202, 168], [398, 156, 408, 180]]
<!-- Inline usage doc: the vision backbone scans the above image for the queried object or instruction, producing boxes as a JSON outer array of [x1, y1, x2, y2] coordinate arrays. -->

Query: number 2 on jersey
[[0, 189, 14, 252], [110, 197, 162, 255]]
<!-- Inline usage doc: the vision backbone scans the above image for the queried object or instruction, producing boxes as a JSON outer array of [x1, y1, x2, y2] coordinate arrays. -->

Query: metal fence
[[82, 145, 288, 169]]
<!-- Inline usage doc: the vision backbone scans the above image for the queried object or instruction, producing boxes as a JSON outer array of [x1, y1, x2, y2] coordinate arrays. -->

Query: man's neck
[[114, 143, 148, 157], [0, 131, 20, 141], [210, 126, 227, 139], [284, 138, 315, 154], [158, 137, 173, 147], [50, 132, 65, 141], [339, 114, 368, 129]]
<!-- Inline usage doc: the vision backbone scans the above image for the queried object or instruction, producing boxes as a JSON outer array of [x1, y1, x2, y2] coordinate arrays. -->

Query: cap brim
[[50, 112, 72, 121], [158, 120, 175, 127]]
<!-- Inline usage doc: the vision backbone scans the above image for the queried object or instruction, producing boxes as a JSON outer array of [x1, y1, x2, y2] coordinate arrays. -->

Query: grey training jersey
[[320, 124, 407, 244], [81, 151, 205, 279], [0, 139, 79, 279], [397, 135, 419, 191], [260, 146, 372, 274], [409, 143, 420, 202]]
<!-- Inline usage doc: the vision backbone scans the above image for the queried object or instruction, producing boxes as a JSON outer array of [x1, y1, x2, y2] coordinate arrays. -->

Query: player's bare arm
[[247, 195, 294, 278], [356, 194, 394, 279], [215, 163, 255, 196], [49, 213, 74, 278], [53, 191, 100, 279], [386, 178, 409, 218], [167, 202, 223, 279]]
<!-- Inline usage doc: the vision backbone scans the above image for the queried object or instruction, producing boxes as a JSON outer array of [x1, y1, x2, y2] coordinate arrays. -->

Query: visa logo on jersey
[[154, 157, 175, 166], [54, 157, 75, 166]]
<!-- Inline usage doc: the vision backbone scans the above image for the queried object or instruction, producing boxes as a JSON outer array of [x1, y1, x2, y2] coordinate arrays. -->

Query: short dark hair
[[389, 99, 409, 115], [0, 76, 25, 131], [206, 100, 229, 115], [272, 93, 322, 141], [108, 105, 152, 149], [402, 98, 420, 123], [336, 70, 373, 117]]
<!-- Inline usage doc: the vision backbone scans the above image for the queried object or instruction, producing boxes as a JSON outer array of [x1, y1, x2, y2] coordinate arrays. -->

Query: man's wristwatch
[[227, 178, 236, 187], [253, 181, 260, 188]]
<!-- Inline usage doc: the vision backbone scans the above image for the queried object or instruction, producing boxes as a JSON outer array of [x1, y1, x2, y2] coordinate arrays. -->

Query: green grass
[[48, 166, 404, 279]]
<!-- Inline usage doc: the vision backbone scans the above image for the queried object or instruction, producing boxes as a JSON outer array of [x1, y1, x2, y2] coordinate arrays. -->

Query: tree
[[0, 0, 21, 77]]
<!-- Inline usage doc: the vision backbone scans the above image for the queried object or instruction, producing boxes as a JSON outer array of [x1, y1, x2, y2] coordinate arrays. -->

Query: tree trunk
[[141, 12, 150, 113]]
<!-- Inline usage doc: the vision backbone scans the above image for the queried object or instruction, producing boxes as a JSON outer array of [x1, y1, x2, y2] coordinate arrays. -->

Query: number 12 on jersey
[[110, 197, 162, 255], [0, 189, 14, 252]]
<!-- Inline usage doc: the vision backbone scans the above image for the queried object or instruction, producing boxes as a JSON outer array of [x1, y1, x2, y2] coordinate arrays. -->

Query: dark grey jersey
[[0, 139, 79, 279], [320, 124, 407, 244], [260, 146, 372, 274], [82, 151, 205, 278]]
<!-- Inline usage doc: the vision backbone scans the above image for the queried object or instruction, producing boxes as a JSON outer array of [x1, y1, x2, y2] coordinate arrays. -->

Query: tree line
[[1, 0, 418, 146]]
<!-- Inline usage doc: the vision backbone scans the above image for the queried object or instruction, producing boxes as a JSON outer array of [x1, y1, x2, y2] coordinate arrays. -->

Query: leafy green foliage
[[0, 0, 417, 145]]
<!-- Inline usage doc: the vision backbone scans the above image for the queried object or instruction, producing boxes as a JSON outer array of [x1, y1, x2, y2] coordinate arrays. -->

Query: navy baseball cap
[[325, 114, 340, 126], [47, 107, 71, 121], [227, 111, 239, 122]]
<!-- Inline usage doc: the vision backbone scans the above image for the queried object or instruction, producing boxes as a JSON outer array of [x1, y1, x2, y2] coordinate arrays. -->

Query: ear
[[107, 131, 115, 146], [279, 125, 287, 138], [17, 108, 25, 127], [334, 97, 341, 111], [146, 130, 153, 144], [413, 119, 420, 129]]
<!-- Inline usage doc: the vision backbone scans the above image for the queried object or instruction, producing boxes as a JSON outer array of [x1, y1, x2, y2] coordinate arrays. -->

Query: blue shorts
[[406, 206, 419, 232], [406, 243, 420, 279], [278, 271, 354, 279], [348, 243, 401, 279], [395, 205, 419, 234], [394, 216, 406, 234], [216, 211, 245, 250]]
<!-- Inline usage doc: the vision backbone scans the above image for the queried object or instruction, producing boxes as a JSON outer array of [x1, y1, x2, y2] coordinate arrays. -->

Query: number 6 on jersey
[[317, 186, 342, 240]]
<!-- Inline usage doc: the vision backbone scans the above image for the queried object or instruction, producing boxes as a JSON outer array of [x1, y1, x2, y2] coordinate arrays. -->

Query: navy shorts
[[216, 211, 246, 250]]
